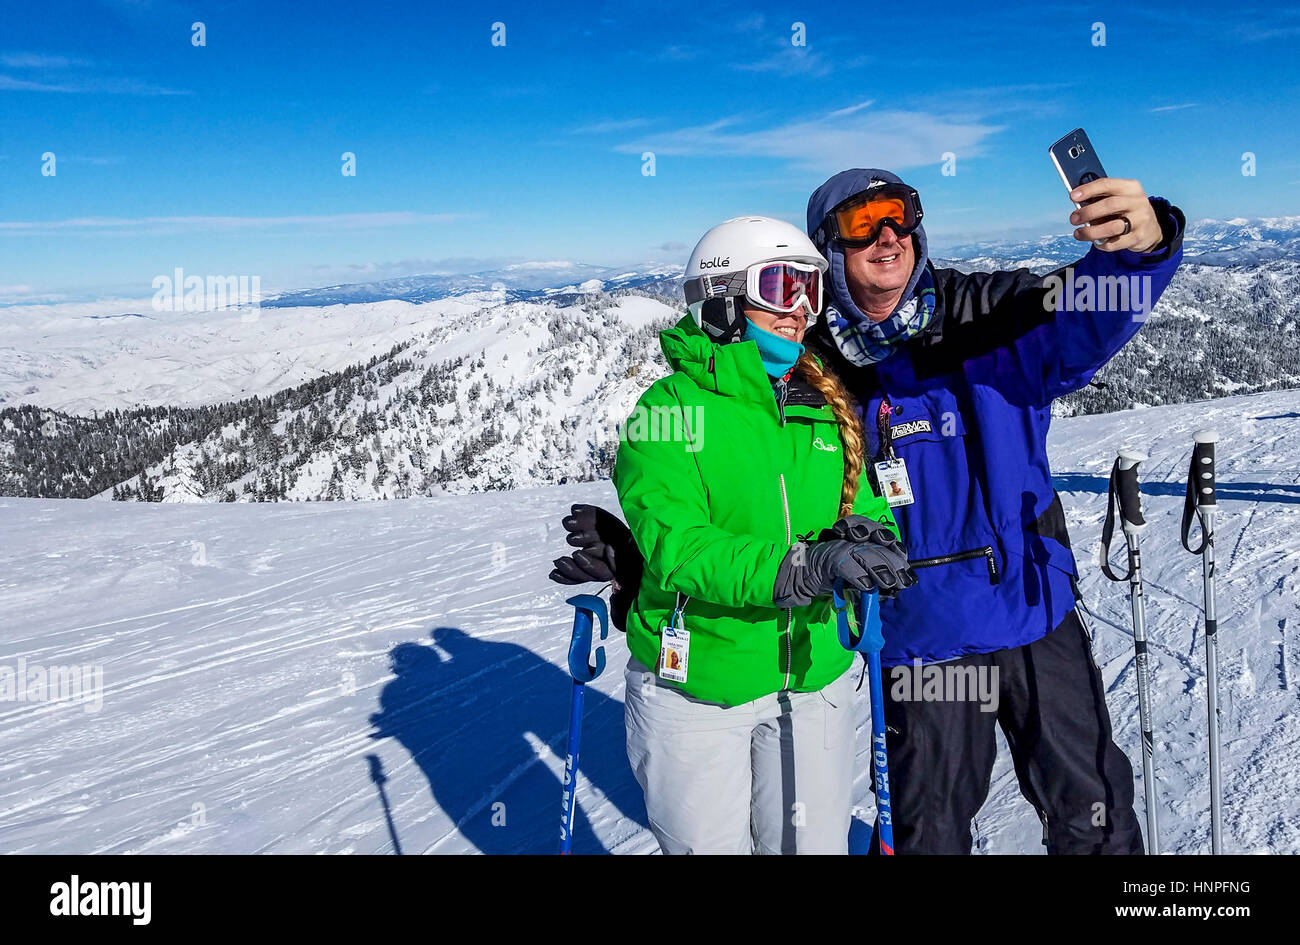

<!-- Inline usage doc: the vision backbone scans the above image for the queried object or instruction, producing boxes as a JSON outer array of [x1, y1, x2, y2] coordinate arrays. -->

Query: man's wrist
[[1124, 198, 1184, 262]]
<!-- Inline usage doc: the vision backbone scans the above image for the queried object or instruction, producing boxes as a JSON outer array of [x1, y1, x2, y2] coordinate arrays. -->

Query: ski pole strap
[[1181, 431, 1218, 554], [1100, 458, 1134, 582]]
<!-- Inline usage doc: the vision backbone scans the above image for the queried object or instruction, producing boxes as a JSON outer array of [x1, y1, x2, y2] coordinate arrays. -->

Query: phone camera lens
[[1068, 146, 1082, 159]]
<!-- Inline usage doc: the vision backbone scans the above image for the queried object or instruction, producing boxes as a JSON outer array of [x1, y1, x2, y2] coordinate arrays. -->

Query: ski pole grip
[[566, 594, 609, 682], [832, 582, 883, 653], [1191, 430, 1218, 507], [1115, 449, 1147, 532]]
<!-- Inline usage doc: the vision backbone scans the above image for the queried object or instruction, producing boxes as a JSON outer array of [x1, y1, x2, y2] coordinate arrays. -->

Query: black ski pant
[[872, 609, 1144, 854]]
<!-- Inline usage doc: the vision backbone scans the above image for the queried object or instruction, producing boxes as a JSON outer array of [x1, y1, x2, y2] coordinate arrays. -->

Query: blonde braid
[[794, 352, 865, 519]]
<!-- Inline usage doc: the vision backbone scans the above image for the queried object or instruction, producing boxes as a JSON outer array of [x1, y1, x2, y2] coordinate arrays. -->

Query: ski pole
[[559, 593, 608, 855], [832, 582, 895, 855], [1099, 449, 1160, 855], [365, 754, 404, 855], [1182, 430, 1223, 854]]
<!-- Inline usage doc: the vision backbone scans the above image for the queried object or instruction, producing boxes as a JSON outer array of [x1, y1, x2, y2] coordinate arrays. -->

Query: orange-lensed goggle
[[820, 184, 923, 248]]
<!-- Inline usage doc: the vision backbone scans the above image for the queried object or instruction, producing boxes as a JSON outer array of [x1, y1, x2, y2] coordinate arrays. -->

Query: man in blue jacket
[[799, 168, 1183, 854], [553, 168, 1185, 855]]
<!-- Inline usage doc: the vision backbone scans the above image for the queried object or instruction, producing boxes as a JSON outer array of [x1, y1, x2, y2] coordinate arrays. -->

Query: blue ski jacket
[[806, 180, 1186, 666]]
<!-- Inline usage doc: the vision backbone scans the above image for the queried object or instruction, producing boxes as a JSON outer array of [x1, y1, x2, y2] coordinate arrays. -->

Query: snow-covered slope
[[1, 388, 1296, 853], [102, 293, 677, 502], [0, 292, 512, 415]]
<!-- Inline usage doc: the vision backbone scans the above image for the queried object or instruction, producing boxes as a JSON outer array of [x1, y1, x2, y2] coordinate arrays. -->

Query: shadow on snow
[[1053, 474, 1300, 506], [369, 626, 646, 854]]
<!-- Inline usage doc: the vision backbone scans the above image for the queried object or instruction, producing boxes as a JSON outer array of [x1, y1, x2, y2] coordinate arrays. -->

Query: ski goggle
[[819, 183, 923, 248], [684, 260, 824, 319], [748, 260, 823, 317]]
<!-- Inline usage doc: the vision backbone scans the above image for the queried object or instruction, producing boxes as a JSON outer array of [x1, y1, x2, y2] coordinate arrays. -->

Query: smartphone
[[1050, 128, 1109, 244]]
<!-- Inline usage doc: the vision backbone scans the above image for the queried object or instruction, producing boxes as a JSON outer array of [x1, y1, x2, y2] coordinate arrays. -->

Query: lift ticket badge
[[874, 457, 915, 508], [658, 622, 690, 683]]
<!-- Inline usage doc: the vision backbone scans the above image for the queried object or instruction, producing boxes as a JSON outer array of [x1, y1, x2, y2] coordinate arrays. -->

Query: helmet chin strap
[[699, 295, 747, 344]]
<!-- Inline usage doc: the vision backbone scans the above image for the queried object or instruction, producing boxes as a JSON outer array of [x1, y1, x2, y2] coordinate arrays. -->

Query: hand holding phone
[[1050, 128, 1111, 246], [1049, 128, 1163, 253], [1050, 129, 1107, 206]]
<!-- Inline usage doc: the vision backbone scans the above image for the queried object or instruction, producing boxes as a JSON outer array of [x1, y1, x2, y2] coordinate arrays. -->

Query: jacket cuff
[[1118, 197, 1185, 267], [772, 542, 813, 608]]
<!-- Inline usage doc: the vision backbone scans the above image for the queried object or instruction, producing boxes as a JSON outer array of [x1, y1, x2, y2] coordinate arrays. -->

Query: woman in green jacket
[[613, 216, 915, 854]]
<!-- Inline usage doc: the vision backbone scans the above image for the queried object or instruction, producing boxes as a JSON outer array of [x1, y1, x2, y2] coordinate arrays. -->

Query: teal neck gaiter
[[743, 320, 805, 378]]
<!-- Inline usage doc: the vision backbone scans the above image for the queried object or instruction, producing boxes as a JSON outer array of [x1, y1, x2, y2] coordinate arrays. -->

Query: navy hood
[[806, 168, 929, 325]]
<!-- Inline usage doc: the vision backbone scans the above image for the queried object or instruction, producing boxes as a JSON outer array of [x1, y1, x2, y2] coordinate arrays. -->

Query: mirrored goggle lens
[[834, 195, 913, 243], [755, 264, 821, 314]]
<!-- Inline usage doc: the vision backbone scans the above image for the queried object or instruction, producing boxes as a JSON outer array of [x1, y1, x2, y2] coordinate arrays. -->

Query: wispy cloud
[[616, 104, 1001, 174], [0, 212, 467, 236], [0, 49, 190, 95], [1150, 102, 1198, 113], [0, 74, 190, 94], [1230, 16, 1300, 42], [0, 52, 94, 69], [734, 45, 836, 77], [826, 100, 876, 119], [298, 255, 514, 280], [573, 117, 651, 135], [656, 44, 701, 62], [1123, 6, 1300, 46]]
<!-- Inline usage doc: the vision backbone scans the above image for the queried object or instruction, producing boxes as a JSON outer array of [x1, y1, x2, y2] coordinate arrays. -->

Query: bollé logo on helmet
[[698, 256, 730, 270]]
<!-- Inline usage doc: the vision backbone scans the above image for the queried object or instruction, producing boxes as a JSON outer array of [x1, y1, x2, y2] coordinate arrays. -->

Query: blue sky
[[2, 0, 1299, 300]]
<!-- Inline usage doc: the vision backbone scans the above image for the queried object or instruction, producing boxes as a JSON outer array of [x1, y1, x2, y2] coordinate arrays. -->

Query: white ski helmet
[[682, 216, 829, 341]]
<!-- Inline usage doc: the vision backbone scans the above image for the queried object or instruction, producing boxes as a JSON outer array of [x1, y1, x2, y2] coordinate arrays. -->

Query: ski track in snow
[[2, 389, 1298, 854]]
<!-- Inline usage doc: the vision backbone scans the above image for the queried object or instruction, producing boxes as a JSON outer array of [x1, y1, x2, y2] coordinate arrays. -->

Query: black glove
[[817, 514, 902, 550], [774, 533, 917, 608], [548, 504, 644, 632], [818, 514, 915, 599]]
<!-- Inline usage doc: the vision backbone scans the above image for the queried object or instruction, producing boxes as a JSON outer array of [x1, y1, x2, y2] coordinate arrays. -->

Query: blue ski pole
[[559, 593, 608, 855], [832, 582, 895, 855]]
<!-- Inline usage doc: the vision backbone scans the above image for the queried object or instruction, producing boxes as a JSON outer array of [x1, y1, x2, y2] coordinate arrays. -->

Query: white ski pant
[[623, 656, 855, 855]]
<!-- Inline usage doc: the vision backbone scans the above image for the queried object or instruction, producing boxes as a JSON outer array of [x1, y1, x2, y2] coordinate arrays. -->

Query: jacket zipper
[[779, 473, 792, 689], [910, 545, 1001, 585]]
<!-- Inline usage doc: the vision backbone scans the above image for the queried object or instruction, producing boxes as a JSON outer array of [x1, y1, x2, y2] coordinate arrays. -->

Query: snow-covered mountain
[[263, 263, 684, 308], [3, 215, 1299, 502], [2, 294, 678, 501], [934, 215, 1300, 271], [0, 292, 514, 414], [257, 216, 1300, 301], [1182, 216, 1300, 265], [5, 258, 1299, 502], [2, 388, 1296, 853]]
